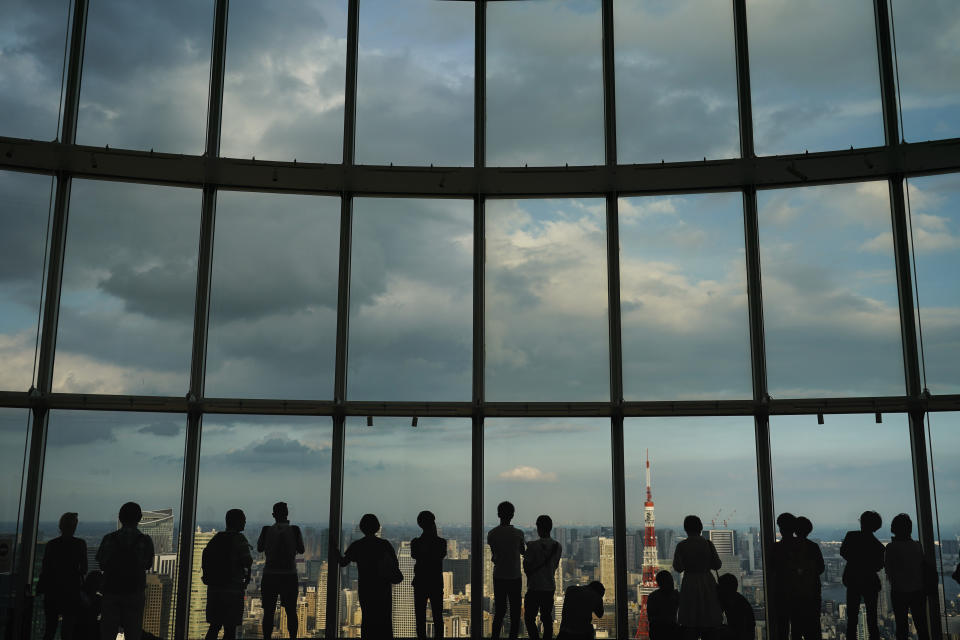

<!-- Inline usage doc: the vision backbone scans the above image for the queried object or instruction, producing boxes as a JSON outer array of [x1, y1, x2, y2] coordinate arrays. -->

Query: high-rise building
[[275, 594, 309, 639], [599, 536, 616, 604], [187, 528, 216, 639], [708, 529, 741, 582], [143, 572, 173, 638], [154, 552, 177, 578], [131, 508, 175, 555], [393, 541, 416, 638]]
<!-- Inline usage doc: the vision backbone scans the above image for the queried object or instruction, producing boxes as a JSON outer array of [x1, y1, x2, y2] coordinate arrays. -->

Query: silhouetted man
[[840, 510, 884, 640], [38, 512, 87, 640], [337, 513, 401, 638], [202, 509, 253, 640], [411, 510, 446, 640], [884, 513, 930, 640], [488, 501, 526, 639], [257, 502, 305, 639], [556, 581, 605, 640], [97, 502, 154, 640], [717, 574, 755, 640], [789, 516, 824, 640], [771, 512, 797, 640], [524, 514, 562, 640], [647, 570, 679, 640]]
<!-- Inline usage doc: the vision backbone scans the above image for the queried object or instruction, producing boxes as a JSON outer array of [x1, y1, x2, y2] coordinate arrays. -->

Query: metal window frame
[[4, 0, 958, 638]]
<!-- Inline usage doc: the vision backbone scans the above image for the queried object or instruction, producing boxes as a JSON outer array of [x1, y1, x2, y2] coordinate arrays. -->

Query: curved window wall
[[1, 1, 958, 639]]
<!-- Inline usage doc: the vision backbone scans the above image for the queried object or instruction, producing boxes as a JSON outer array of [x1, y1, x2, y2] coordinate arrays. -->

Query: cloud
[[498, 466, 557, 482], [137, 421, 183, 437], [214, 433, 332, 471]]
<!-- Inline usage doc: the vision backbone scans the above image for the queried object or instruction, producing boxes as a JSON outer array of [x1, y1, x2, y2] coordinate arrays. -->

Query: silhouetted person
[[411, 510, 446, 640], [647, 570, 679, 640], [337, 513, 401, 639], [673, 515, 722, 640], [202, 509, 253, 640], [38, 512, 87, 640], [523, 514, 562, 640], [97, 502, 154, 640], [717, 574, 754, 640], [840, 510, 884, 640], [788, 516, 824, 640], [556, 581, 605, 640], [771, 512, 797, 640], [488, 501, 526, 639], [257, 501, 305, 639], [76, 570, 102, 640], [884, 513, 930, 640]]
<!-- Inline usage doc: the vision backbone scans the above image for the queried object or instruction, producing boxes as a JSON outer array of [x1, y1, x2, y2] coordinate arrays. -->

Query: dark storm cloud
[[214, 434, 331, 471], [137, 420, 183, 437]]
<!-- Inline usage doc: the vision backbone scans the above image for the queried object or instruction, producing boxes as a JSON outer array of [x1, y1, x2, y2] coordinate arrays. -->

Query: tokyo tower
[[635, 450, 659, 640]]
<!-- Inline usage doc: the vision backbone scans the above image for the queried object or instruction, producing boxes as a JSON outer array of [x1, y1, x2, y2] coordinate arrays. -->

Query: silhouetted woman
[[840, 510, 884, 640], [884, 513, 930, 640], [38, 512, 87, 640], [789, 516, 824, 640], [337, 513, 401, 639], [673, 515, 722, 640], [411, 510, 446, 640]]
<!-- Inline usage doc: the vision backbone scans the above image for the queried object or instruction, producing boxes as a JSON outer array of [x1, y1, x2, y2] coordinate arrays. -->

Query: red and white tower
[[635, 450, 659, 640]]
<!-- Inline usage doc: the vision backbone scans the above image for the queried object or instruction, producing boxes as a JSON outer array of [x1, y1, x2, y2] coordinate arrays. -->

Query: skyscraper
[[393, 541, 416, 638], [599, 536, 616, 604], [708, 529, 740, 581], [135, 508, 175, 555], [187, 528, 216, 640]]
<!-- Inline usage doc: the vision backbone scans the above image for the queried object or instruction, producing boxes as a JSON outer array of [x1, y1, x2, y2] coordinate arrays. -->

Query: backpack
[[202, 532, 236, 587]]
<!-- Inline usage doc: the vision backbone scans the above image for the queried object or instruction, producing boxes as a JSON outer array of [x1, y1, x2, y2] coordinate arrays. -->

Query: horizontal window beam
[[2, 137, 959, 197]]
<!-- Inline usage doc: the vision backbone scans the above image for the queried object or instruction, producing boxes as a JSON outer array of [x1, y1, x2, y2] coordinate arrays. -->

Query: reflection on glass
[[0, 0, 70, 140], [619, 194, 750, 399], [758, 183, 903, 397], [349, 198, 472, 401], [485, 418, 616, 638], [771, 413, 917, 640], [206, 191, 339, 400], [625, 417, 764, 640], [76, 0, 212, 153], [486, 199, 609, 401], [487, 1, 604, 166], [221, 0, 347, 162], [928, 413, 960, 618], [54, 180, 199, 396], [890, 1, 960, 142], [0, 170, 54, 391], [614, 0, 739, 163], [36, 411, 185, 640], [340, 417, 471, 638], [748, 0, 884, 155], [906, 174, 960, 394], [193, 415, 331, 639], [355, 0, 473, 166]]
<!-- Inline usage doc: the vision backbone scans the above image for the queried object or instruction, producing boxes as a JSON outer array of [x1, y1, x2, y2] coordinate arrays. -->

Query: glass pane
[[36, 410, 185, 640], [929, 412, 960, 624], [340, 417, 471, 638], [221, 0, 347, 163], [192, 415, 331, 640], [0, 0, 70, 140], [771, 414, 917, 640], [485, 418, 616, 638], [54, 180, 199, 396], [748, 0, 884, 156], [0, 170, 54, 391], [0, 409, 29, 560], [758, 183, 904, 397], [205, 191, 340, 400], [614, 0, 739, 163], [355, 0, 473, 166], [487, 1, 604, 166], [625, 417, 765, 640], [76, 0, 213, 153], [907, 174, 960, 394], [890, 0, 960, 142], [349, 198, 472, 401], [486, 198, 609, 401], [619, 193, 751, 399]]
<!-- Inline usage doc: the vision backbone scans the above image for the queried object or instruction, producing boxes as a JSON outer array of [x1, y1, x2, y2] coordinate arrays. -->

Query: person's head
[[225, 508, 246, 532], [587, 581, 606, 598], [536, 515, 553, 538], [497, 501, 515, 523], [655, 570, 674, 590], [683, 515, 703, 536], [59, 512, 78, 537], [890, 513, 912, 540], [417, 510, 437, 535], [860, 510, 882, 533], [718, 573, 739, 594], [272, 501, 289, 522], [776, 512, 796, 537], [795, 516, 813, 539], [118, 502, 142, 527], [359, 513, 380, 536]]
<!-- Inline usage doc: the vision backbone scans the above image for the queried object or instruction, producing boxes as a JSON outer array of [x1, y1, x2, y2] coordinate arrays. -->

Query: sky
[[0, 0, 959, 537]]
